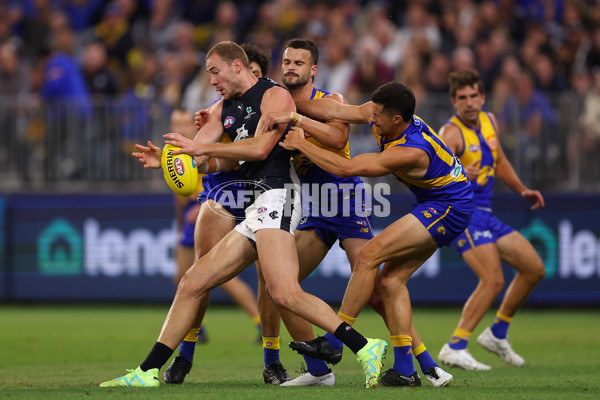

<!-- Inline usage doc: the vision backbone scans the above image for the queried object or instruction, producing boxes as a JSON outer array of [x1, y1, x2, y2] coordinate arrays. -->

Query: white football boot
[[424, 366, 453, 387], [280, 368, 335, 386], [477, 327, 525, 367], [438, 343, 491, 370]]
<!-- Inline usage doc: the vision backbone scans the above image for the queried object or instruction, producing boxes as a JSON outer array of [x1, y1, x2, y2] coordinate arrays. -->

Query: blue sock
[[448, 328, 471, 350], [264, 348, 280, 367], [393, 345, 415, 375], [303, 355, 330, 376], [179, 340, 196, 362], [491, 319, 510, 339], [449, 338, 469, 350], [415, 349, 437, 373], [324, 332, 343, 351]]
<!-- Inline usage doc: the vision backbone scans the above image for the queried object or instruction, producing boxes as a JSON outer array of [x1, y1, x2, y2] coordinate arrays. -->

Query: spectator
[[82, 41, 119, 98], [532, 53, 569, 93], [0, 42, 30, 101], [578, 68, 600, 178], [452, 46, 475, 71], [501, 72, 557, 184], [37, 29, 92, 180], [82, 40, 120, 179], [133, 0, 181, 52], [18, 0, 54, 62], [585, 27, 600, 72], [346, 35, 394, 105], [64, 0, 105, 33], [94, 1, 135, 71], [313, 31, 354, 95], [0, 42, 31, 177]]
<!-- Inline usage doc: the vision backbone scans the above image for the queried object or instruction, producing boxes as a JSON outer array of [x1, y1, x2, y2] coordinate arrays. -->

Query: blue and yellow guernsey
[[292, 87, 361, 187], [446, 112, 498, 209], [372, 116, 472, 208]]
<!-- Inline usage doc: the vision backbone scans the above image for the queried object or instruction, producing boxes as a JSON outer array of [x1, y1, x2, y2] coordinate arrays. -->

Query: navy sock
[[140, 342, 173, 371], [334, 323, 367, 354]]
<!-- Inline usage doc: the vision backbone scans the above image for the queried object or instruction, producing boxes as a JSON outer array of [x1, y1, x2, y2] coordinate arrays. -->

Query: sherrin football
[[161, 144, 198, 196]]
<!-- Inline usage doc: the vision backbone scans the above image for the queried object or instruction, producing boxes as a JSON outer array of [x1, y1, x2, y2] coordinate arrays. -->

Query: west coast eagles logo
[[458, 239, 466, 247], [437, 226, 446, 235], [224, 116, 235, 128]]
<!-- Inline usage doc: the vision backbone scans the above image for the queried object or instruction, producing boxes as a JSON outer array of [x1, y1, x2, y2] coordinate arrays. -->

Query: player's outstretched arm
[[260, 93, 350, 149], [296, 98, 373, 124], [281, 126, 393, 178], [169, 86, 295, 161]]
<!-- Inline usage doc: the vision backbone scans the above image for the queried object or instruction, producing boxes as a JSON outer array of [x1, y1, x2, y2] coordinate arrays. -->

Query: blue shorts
[[197, 171, 246, 220], [297, 186, 374, 248], [411, 200, 474, 247], [180, 221, 195, 247], [452, 207, 514, 255]]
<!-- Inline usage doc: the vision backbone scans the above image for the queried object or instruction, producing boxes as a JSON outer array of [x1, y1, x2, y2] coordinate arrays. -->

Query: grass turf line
[[0, 305, 598, 399]]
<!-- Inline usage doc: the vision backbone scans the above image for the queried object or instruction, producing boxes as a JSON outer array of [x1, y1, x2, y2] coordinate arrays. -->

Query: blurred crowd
[[0, 0, 599, 188]]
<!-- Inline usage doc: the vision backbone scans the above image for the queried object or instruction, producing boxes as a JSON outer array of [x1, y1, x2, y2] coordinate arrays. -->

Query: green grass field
[[1, 305, 598, 399]]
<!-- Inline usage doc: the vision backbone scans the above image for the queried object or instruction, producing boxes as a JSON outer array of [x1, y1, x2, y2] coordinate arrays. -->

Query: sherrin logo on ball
[[161, 144, 198, 196]]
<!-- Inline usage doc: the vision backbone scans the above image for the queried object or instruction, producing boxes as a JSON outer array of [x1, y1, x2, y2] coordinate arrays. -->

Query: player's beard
[[283, 73, 310, 91]]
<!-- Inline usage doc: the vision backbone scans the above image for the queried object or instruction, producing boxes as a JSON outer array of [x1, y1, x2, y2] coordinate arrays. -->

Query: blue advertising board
[[2, 193, 600, 306], [0, 195, 5, 300]]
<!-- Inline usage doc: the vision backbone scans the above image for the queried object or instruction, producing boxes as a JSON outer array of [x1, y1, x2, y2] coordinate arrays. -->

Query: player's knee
[[354, 246, 379, 273], [266, 285, 299, 311], [527, 257, 546, 283], [177, 272, 208, 299], [480, 274, 505, 295]]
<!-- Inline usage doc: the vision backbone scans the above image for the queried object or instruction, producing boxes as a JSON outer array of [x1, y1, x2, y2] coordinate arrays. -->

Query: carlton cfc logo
[[224, 116, 235, 128], [174, 158, 185, 176]]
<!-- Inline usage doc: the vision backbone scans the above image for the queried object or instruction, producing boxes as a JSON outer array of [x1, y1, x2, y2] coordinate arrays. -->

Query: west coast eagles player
[[262, 39, 453, 388], [437, 69, 545, 370], [279, 82, 474, 387]]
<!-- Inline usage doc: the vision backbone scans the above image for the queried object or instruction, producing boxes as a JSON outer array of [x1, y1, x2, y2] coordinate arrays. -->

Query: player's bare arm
[[489, 114, 544, 210], [439, 123, 480, 181], [260, 93, 350, 149], [295, 97, 373, 124], [281, 126, 429, 178], [167, 86, 295, 161]]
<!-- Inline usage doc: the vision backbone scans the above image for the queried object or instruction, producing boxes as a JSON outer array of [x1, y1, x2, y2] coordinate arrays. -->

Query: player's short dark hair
[[207, 41, 249, 68], [240, 43, 270, 76], [371, 82, 415, 122], [284, 38, 319, 66], [449, 69, 485, 98]]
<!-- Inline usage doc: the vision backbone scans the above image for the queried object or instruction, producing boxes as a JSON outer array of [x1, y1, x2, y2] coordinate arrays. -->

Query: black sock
[[334, 322, 368, 354], [139, 342, 174, 371]]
